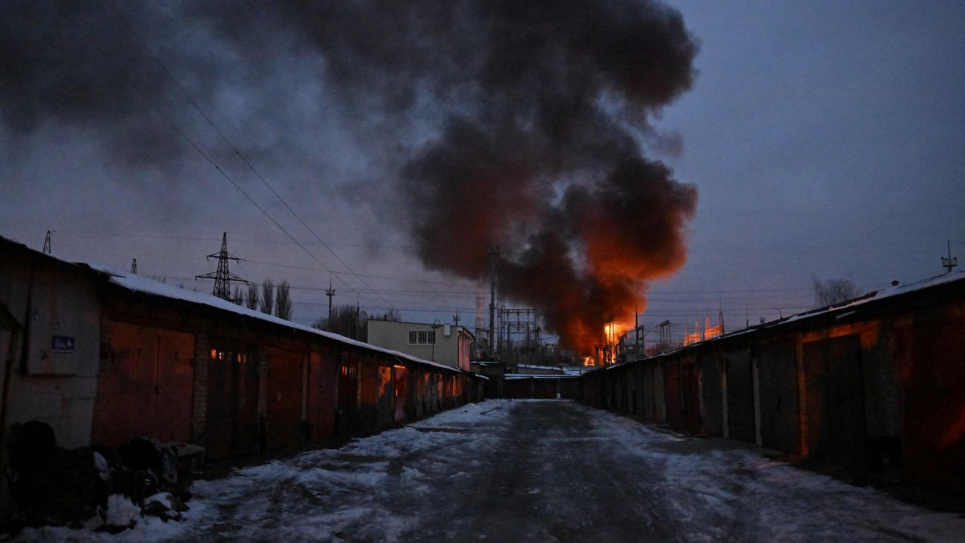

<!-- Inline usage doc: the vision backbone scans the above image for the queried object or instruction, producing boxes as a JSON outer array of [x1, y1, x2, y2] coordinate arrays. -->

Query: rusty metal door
[[804, 335, 865, 468], [205, 347, 259, 460], [725, 352, 756, 442], [358, 358, 379, 428], [94, 323, 156, 447], [337, 353, 360, 433], [393, 365, 408, 423], [152, 330, 194, 442], [93, 323, 194, 447], [267, 349, 304, 452], [681, 363, 701, 432], [307, 350, 337, 440], [378, 366, 394, 426]]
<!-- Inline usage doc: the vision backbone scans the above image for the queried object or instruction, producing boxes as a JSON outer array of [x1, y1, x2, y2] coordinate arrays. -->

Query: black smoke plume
[[1, 0, 699, 352], [270, 0, 701, 351]]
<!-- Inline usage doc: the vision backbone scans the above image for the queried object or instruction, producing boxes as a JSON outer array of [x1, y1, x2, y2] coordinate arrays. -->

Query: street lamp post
[[431, 319, 441, 362]]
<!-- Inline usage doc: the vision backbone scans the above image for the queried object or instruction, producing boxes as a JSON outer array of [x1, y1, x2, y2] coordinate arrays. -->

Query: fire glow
[[394, 2, 699, 355], [0, 1, 700, 357], [259, 0, 699, 356]]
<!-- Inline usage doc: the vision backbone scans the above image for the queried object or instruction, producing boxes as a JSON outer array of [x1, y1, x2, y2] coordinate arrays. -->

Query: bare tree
[[813, 277, 859, 307], [325, 304, 366, 340], [259, 278, 274, 315], [275, 280, 293, 320], [245, 283, 259, 310], [231, 286, 245, 305]]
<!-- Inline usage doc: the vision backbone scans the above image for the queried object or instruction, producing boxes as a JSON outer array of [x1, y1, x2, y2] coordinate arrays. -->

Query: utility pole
[[488, 247, 498, 358], [533, 308, 541, 360], [431, 319, 441, 362], [195, 232, 247, 302], [43, 231, 51, 254], [942, 240, 958, 273], [325, 279, 336, 327], [634, 310, 640, 355], [498, 304, 506, 355]]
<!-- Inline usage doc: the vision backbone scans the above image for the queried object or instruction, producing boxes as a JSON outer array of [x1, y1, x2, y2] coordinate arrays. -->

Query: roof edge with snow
[[0, 235, 468, 376]]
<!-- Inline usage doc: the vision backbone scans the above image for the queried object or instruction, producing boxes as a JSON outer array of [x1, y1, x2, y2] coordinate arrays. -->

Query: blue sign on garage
[[52, 335, 75, 352]]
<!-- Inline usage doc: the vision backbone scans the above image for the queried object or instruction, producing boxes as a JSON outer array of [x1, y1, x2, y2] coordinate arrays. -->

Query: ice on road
[[17, 400, 965, 542]]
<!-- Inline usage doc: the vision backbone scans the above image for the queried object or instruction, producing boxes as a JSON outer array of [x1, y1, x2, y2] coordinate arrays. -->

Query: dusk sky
[[2, 1, 963, 351]]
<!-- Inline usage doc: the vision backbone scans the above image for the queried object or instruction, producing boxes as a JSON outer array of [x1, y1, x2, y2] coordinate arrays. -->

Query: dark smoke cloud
[[1, 0, 698, 352], [0, 2, 185, 168], [0, 2, 152, 129], [274, 0, 701, 351]]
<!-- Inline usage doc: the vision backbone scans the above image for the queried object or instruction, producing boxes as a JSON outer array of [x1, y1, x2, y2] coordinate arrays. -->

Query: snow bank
[[585, 407, 965, 543]]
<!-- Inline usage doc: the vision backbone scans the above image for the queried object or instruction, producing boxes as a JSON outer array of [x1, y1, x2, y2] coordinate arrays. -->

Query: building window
[[409, 330, 436, 345]]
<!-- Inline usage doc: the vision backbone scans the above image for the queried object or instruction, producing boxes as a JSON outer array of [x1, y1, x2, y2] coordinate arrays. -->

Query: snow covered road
[[17, 400, 965, 542]]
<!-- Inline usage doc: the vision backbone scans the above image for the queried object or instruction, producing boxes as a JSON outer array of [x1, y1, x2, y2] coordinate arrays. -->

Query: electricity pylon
[[196, 232, 247, 301]]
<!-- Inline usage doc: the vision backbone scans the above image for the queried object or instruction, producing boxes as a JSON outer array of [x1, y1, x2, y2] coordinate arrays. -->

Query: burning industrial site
[[5, 1, 965, 539], [1, 0, 699, 356], [360, 0, 701, 353]]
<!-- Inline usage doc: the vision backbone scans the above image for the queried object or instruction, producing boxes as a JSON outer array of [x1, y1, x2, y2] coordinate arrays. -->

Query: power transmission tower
[[196, 232, 247, 301], [43, 231, 51, 254], [942, 240, 958, 273], [130, 258, 138, 274]]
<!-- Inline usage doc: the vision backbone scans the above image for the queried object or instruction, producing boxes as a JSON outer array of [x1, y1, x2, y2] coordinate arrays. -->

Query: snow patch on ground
[[10, 400, 964, 542], [585, 407, 965, 543], [103, 495, 139, 529]]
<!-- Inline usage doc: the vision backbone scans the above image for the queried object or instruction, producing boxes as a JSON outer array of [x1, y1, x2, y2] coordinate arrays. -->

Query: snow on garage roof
[[0, 235, 467, 375], [591, 269, 965, 373], [99, 268, 465, 374]]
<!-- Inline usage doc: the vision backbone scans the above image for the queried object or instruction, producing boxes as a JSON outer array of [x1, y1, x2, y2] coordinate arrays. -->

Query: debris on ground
[[1, 421, 196, 537]]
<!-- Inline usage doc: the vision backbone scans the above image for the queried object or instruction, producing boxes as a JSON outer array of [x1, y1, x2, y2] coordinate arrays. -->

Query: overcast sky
[[2, 1, 963, 350]]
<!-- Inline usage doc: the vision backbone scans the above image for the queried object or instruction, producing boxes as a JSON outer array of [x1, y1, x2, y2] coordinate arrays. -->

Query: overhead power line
[[100, 0, 394, 309], [46, 2, 356, 298]]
